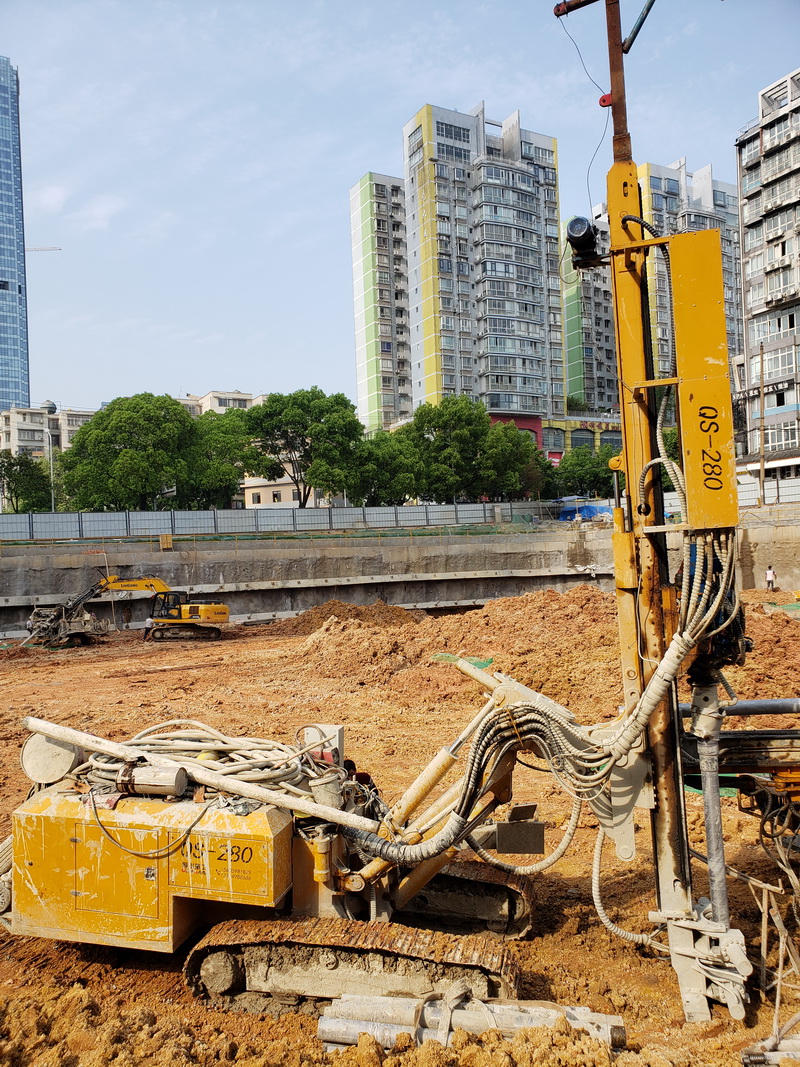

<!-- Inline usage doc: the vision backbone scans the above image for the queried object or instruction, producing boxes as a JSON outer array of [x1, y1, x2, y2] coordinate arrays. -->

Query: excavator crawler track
[[184, 916, 522, 1016], [152, 624, 221, 640], [403, 859, 536, 939]]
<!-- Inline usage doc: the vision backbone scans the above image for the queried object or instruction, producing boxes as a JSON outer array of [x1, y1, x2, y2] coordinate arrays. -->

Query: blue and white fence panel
[[0, 501, 555, 542]]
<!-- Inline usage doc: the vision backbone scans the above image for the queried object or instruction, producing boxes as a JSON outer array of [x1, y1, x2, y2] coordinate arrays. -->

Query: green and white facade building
[[350, 173, 410, 433], [562, 162, 740, 411], [562, 213, 617, 412], [735, 67, 800, 460]]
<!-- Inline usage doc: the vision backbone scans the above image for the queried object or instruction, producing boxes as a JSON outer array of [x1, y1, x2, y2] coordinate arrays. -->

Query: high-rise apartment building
[[0, 57, 29, 410], [735, 68, 800, 461], [637, 160, 742, 379], [562, 161, 741, 424], [403, 104, 563, 435], [352, 103, 564, 443], [350, 174, 410, 432]]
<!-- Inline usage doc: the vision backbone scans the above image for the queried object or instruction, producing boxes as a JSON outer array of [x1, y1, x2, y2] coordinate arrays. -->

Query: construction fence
[[0, 501, 562, 543]]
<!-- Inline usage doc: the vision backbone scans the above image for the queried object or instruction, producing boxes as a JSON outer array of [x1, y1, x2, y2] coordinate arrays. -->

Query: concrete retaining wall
[[1, 511, 795, 636], [0, 527, 614, 634]]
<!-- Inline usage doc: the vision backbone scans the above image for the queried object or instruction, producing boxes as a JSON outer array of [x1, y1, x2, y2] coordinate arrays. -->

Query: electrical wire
[[557, 15, 607, 95], [89, 791, 216, 860], [585, 107, 611, 219], [556, 14, 610, 216]]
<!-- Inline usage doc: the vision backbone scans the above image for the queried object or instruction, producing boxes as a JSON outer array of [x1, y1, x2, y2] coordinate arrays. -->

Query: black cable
[[585, 107, 611, 218], [558, 16, 606, 95], [557, 15, 611, 214]]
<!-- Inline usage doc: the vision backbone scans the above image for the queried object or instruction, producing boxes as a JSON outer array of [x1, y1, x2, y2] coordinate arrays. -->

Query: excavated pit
[[1, 585, 800, 1065]]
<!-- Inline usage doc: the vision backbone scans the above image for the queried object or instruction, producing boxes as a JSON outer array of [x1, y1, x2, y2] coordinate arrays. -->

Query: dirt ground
[[1, 585, 799, 1066]]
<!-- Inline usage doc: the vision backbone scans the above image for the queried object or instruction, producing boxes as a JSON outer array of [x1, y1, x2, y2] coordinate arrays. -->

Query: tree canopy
[[186, 409, 278, 510], [519, 447, 561, 501], [0, 451, 52, 512], [61, 393, 198, 511], [401, 397, 537, 503], [0, 385, 631, 514], [555, 444, 617, 498], [344, 430, 422, 507], [244, 388, 363, 507]]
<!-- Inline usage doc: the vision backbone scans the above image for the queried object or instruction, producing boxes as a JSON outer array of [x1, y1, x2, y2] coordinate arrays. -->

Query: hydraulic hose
[[592, 828, 665, 950], [343, 812, 469, 865]]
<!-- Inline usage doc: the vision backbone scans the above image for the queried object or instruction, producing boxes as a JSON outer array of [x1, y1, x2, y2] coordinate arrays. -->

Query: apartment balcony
[[765, 256, 792, 272], [763, 125, 800, 154], [765, 286, 800, 307]]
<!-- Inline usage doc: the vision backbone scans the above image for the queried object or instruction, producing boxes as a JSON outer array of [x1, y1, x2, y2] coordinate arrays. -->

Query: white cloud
[[28, 184, 70, 212], [66, 194, 126, 231]]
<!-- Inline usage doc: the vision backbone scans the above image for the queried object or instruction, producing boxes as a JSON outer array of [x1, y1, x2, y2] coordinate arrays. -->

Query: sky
[[4, 0, 800, 411]]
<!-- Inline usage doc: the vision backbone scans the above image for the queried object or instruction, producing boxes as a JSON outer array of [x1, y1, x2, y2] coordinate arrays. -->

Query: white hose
[[592, 829, 667, 951], [85, 718, 330, 797]]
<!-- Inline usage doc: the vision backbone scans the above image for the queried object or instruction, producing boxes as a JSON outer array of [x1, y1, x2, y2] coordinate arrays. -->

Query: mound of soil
[[1, 586, 798, 1065]]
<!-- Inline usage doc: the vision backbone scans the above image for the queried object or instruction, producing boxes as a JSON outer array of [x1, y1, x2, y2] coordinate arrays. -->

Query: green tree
[[659, 426, 680, 492], [478, 420, 536, 500], [518, 447, 560, 500], [0, 450, 52, 512], [186, 408, 280, 510], [344, 430, 422, 506], [404, 395, 491, 502], [61, 393, 198, 511], [556, 444, 618, 498], [244, 388, 363, 507], [566, 394, 592, 414], [404, 397, 537, 502]]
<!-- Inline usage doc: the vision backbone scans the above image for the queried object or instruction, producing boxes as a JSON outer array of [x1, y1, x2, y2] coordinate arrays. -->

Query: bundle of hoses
[[346, 530, 740, 866], [83, 719, 337, 798]]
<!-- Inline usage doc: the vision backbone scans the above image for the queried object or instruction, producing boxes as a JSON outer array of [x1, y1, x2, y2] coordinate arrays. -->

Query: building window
[[251, 493, 261, 504], [542, 427, 565, 450], [571, 430, 595, 451], [272, 491, 282, 503], [600, 431, 622, 451], [435, 121, 471, 143], [437, 143, 470, 163]]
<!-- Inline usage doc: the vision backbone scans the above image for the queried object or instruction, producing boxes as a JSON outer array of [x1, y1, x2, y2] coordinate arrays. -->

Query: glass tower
[[0, 57, 29, 409]]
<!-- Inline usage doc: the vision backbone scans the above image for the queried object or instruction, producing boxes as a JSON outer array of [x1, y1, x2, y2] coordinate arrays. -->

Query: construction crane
[[24, 246, 62, 252]]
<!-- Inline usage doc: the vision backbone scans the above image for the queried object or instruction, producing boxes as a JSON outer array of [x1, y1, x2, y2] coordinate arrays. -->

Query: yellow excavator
[[23, 573, 229, 646]]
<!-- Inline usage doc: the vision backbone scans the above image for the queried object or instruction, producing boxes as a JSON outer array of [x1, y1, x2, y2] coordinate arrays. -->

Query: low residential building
[[1, 402, 95, 457], [174, 390, 258, 416]]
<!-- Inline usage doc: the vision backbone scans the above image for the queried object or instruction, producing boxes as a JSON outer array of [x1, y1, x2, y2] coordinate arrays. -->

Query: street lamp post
[[40, 401, 58, 513], [44, 429, 55, 512]]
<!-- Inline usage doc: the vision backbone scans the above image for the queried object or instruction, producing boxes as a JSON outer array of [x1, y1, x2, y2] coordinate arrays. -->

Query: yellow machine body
[[157, 601, 230, 627], [148, 590, 229, 635], [11, 788, 292, 951]]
